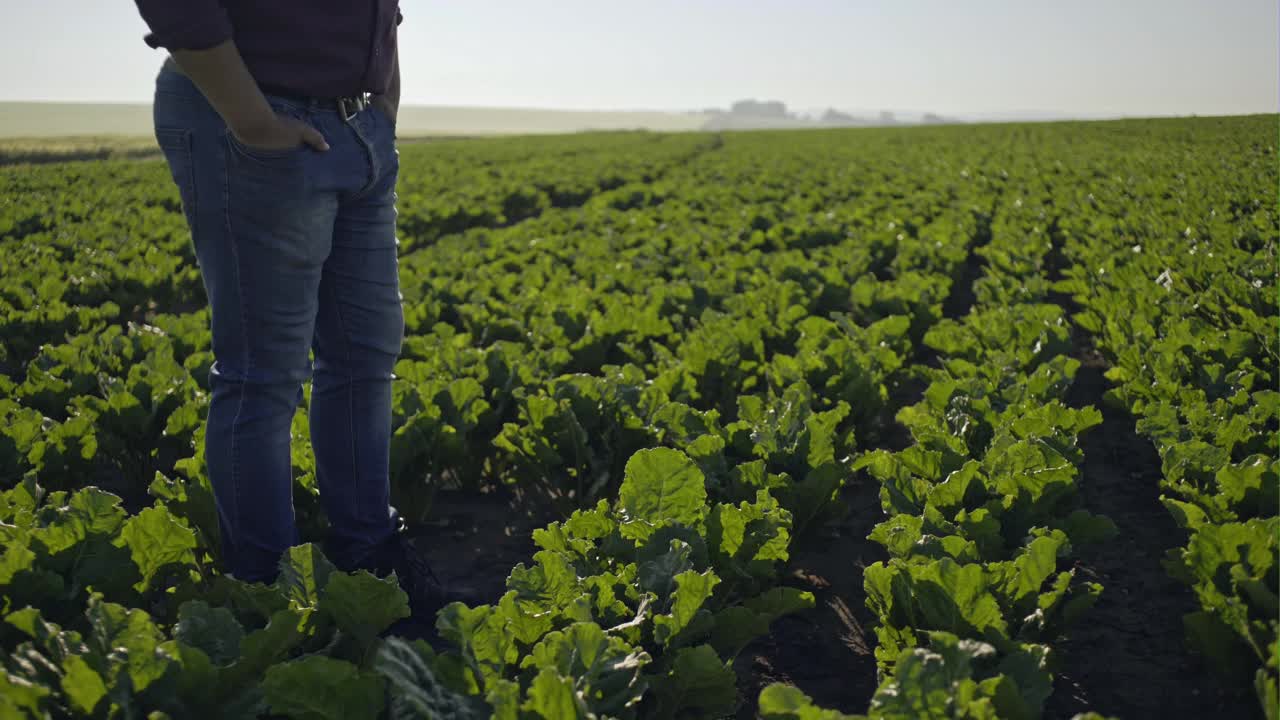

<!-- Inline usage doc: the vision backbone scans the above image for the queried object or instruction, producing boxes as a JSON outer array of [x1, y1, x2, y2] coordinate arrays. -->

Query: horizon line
[[2, 98, 1276, 120]]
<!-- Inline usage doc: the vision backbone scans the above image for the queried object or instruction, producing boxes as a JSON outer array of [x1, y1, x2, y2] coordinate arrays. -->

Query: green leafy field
[[0, 116, 1275, 719]]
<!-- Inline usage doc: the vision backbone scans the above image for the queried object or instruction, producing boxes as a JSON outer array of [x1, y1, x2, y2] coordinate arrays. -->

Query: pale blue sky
[[1, 1, 1275, 117]]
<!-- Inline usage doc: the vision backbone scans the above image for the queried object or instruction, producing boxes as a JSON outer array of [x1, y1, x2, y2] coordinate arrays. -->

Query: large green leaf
[[117, 504, 197, 592], [653, 570, 719, 648], [261, 656, 385, 720], [522, 668, 585, 720], [637, 538, 695, 597], [618, 448, 708, 541], [318, 569, 410, 642], [235, 607, 309, 679], [276, 543, 337, 610], [174, 600, 245, 666], [84, 595, 171, 694], [60, 654, 108, 715], [436, 602, 517, 692], [706, 490, 793, 585], [648, 645, 738, 718], [987, 534, 1063, 614], [909, 559, 1007, 640]]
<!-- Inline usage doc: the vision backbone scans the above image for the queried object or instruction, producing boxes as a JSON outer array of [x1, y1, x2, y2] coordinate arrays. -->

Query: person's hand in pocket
[[233, 112, 329, 152]]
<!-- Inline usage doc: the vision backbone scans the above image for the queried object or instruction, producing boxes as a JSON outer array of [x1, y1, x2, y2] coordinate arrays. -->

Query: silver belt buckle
[[338, 95, 366, 123]]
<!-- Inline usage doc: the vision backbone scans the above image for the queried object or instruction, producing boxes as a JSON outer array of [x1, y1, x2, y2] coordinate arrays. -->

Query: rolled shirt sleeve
[[134, 0, 234, 51]]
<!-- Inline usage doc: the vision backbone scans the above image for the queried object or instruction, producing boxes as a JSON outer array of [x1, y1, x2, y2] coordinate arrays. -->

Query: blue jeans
[[153, 64, 404, 582]]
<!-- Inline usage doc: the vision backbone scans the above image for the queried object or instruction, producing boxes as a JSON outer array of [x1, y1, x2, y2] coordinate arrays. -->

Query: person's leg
[[152, 65, 337, 583], [309, 104, 405, 572]]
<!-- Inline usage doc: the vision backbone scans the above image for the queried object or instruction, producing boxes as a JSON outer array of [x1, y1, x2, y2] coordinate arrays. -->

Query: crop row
[[1049, 116, 1277, 719], [760, 135, 1118, 720]]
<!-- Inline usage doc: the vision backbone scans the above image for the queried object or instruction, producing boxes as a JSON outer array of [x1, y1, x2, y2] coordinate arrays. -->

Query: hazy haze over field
[[0, 0, 1274, 136]]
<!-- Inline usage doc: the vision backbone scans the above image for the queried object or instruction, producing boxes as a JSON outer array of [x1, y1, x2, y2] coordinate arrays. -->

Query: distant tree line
[[702, 99, 958, 130]]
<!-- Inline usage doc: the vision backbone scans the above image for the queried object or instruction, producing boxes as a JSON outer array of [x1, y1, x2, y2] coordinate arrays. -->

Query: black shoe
[[394, 534, 454, 617], [386, 536, 492, 642], [360, 531, 482, 626]]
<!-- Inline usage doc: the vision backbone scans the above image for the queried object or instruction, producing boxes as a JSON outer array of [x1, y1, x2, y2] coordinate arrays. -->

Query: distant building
[[729, 99, 790, 118], [700, 100, 960, 131], [821, 108, 859, 125]]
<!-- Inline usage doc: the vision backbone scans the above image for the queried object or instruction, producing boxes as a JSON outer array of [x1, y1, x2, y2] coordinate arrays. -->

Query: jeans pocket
[[224, 129, 310, 233], [155, 127, 200, 239], [225, 130, 307, 164], [222, 122, 320, 289], [224, 97, 313, 164]]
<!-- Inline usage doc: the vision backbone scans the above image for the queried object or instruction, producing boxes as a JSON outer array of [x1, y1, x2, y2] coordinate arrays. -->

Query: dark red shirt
[[134, 1, 402, 98]]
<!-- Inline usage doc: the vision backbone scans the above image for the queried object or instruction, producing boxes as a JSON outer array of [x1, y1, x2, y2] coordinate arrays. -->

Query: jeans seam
[[165, 129, 201, 244], [222, 136, 252, 575], [325, 276, 364, 521], [182, 131, 199, 250]]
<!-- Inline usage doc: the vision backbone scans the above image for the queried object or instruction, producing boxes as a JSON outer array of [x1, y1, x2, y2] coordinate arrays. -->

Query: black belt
[[162, 58, 373, 123], [259, 85, 371, 122]]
